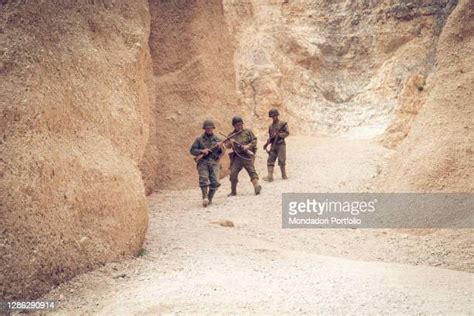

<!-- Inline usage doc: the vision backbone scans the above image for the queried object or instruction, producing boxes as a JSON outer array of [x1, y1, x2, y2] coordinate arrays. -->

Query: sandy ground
[[41, 137, 473, 314]]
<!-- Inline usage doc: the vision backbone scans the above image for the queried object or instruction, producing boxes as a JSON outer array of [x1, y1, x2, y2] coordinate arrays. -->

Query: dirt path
[[43, 137, 473, 314]]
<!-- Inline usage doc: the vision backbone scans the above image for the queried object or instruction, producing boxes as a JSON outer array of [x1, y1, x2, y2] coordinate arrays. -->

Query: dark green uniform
[[227, 128, 259, 183], [267, 121, 289, 167], [190, 133, 223, 189]]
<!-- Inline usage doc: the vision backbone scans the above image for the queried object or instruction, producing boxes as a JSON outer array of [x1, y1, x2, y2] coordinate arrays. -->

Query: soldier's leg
[[229, 157, 243, 196], [197, 162, 210, 207], [264, 148, 277, 182], [208, 162, 221, 204], [277, 144, 288, 179], [244, 159, 262, 195]]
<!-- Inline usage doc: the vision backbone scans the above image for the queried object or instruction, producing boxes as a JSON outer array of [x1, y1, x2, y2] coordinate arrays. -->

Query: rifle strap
[[230, 142, 253, 161]]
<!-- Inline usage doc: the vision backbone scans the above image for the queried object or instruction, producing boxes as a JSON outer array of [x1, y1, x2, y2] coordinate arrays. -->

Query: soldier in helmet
[[225, 116, 262, 196], [190, 119, 224, 207], [263, 108, 289, 181]]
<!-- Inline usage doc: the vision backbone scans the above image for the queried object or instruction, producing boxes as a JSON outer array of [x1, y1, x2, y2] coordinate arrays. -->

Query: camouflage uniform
[[267, 120, 289, 167], [190, 132, 223, 204]]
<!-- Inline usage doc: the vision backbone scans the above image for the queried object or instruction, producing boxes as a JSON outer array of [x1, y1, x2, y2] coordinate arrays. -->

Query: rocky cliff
[[140, 0, 241, 191], [223, 0, 459, 139], [1, 0, 152, 300], [377, 0, 473, 192]]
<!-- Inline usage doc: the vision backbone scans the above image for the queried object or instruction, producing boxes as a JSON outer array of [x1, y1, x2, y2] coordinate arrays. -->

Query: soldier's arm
[[249, 130, 258, 150], [214, 136, 224, 155], [279, 122, 289, 138], [224, 132, 233, 149], [190, 138, 203, 156], [278, 123, 290, 138]]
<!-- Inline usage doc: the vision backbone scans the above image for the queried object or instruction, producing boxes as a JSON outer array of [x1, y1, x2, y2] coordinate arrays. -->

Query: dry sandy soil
[[41, 136, 473, 315]]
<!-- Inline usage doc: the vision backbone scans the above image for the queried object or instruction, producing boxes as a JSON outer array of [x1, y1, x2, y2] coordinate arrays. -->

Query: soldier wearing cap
[[190, 120, 223, 207], [225, 116, 262, 196], [263, 108, 289, 181]]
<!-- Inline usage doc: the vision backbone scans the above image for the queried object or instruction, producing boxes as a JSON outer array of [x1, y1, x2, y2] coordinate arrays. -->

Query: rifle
[[218, 132, 255, 158], [193, 130, 243, 163], [264, 122, 287, 153]]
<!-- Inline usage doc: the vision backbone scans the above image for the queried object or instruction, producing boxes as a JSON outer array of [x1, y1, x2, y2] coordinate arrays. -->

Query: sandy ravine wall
[[1, 1, 152, 300], [377, 0, 474, 192], [139, 0, 241, 192]]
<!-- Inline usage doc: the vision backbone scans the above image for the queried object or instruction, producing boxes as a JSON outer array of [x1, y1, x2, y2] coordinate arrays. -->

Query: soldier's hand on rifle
[[278, 132, 286, 137], [201, 148, 211, 155]]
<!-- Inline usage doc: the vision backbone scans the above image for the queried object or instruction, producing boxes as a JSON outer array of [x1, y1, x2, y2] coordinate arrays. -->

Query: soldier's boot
[[251, 179, 262, 195], [201, 186, 209, 207], [263, 166, 274, 182], [228, 181, 237, 197], [208, 189, 217, 205], [280, 165, 288, 180]]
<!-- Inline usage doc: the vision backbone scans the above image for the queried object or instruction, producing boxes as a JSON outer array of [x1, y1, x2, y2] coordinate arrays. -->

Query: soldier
[[226, 116, 262, 196], [263, 108, 289, 181], [190, 120, 224, 207]]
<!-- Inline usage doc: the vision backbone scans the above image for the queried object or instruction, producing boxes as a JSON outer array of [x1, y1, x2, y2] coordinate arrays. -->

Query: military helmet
[[269, 108, 280, 117], [232, 116, 243, 126], [202, 119, 215, 129]]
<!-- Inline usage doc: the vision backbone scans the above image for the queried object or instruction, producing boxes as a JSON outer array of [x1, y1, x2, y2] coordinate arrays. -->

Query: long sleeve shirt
[[190, 133, 223, 161], [226, 128, 258, 156], [268, 120, 289, 145]]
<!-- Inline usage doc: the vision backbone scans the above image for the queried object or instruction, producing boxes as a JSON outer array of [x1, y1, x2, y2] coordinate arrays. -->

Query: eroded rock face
[[223, 0, 458, 138], [140, 0, 241, 191], [381, 74, 427, 148], [377, 0, 473, 192], [0, 1, 151, 299]]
